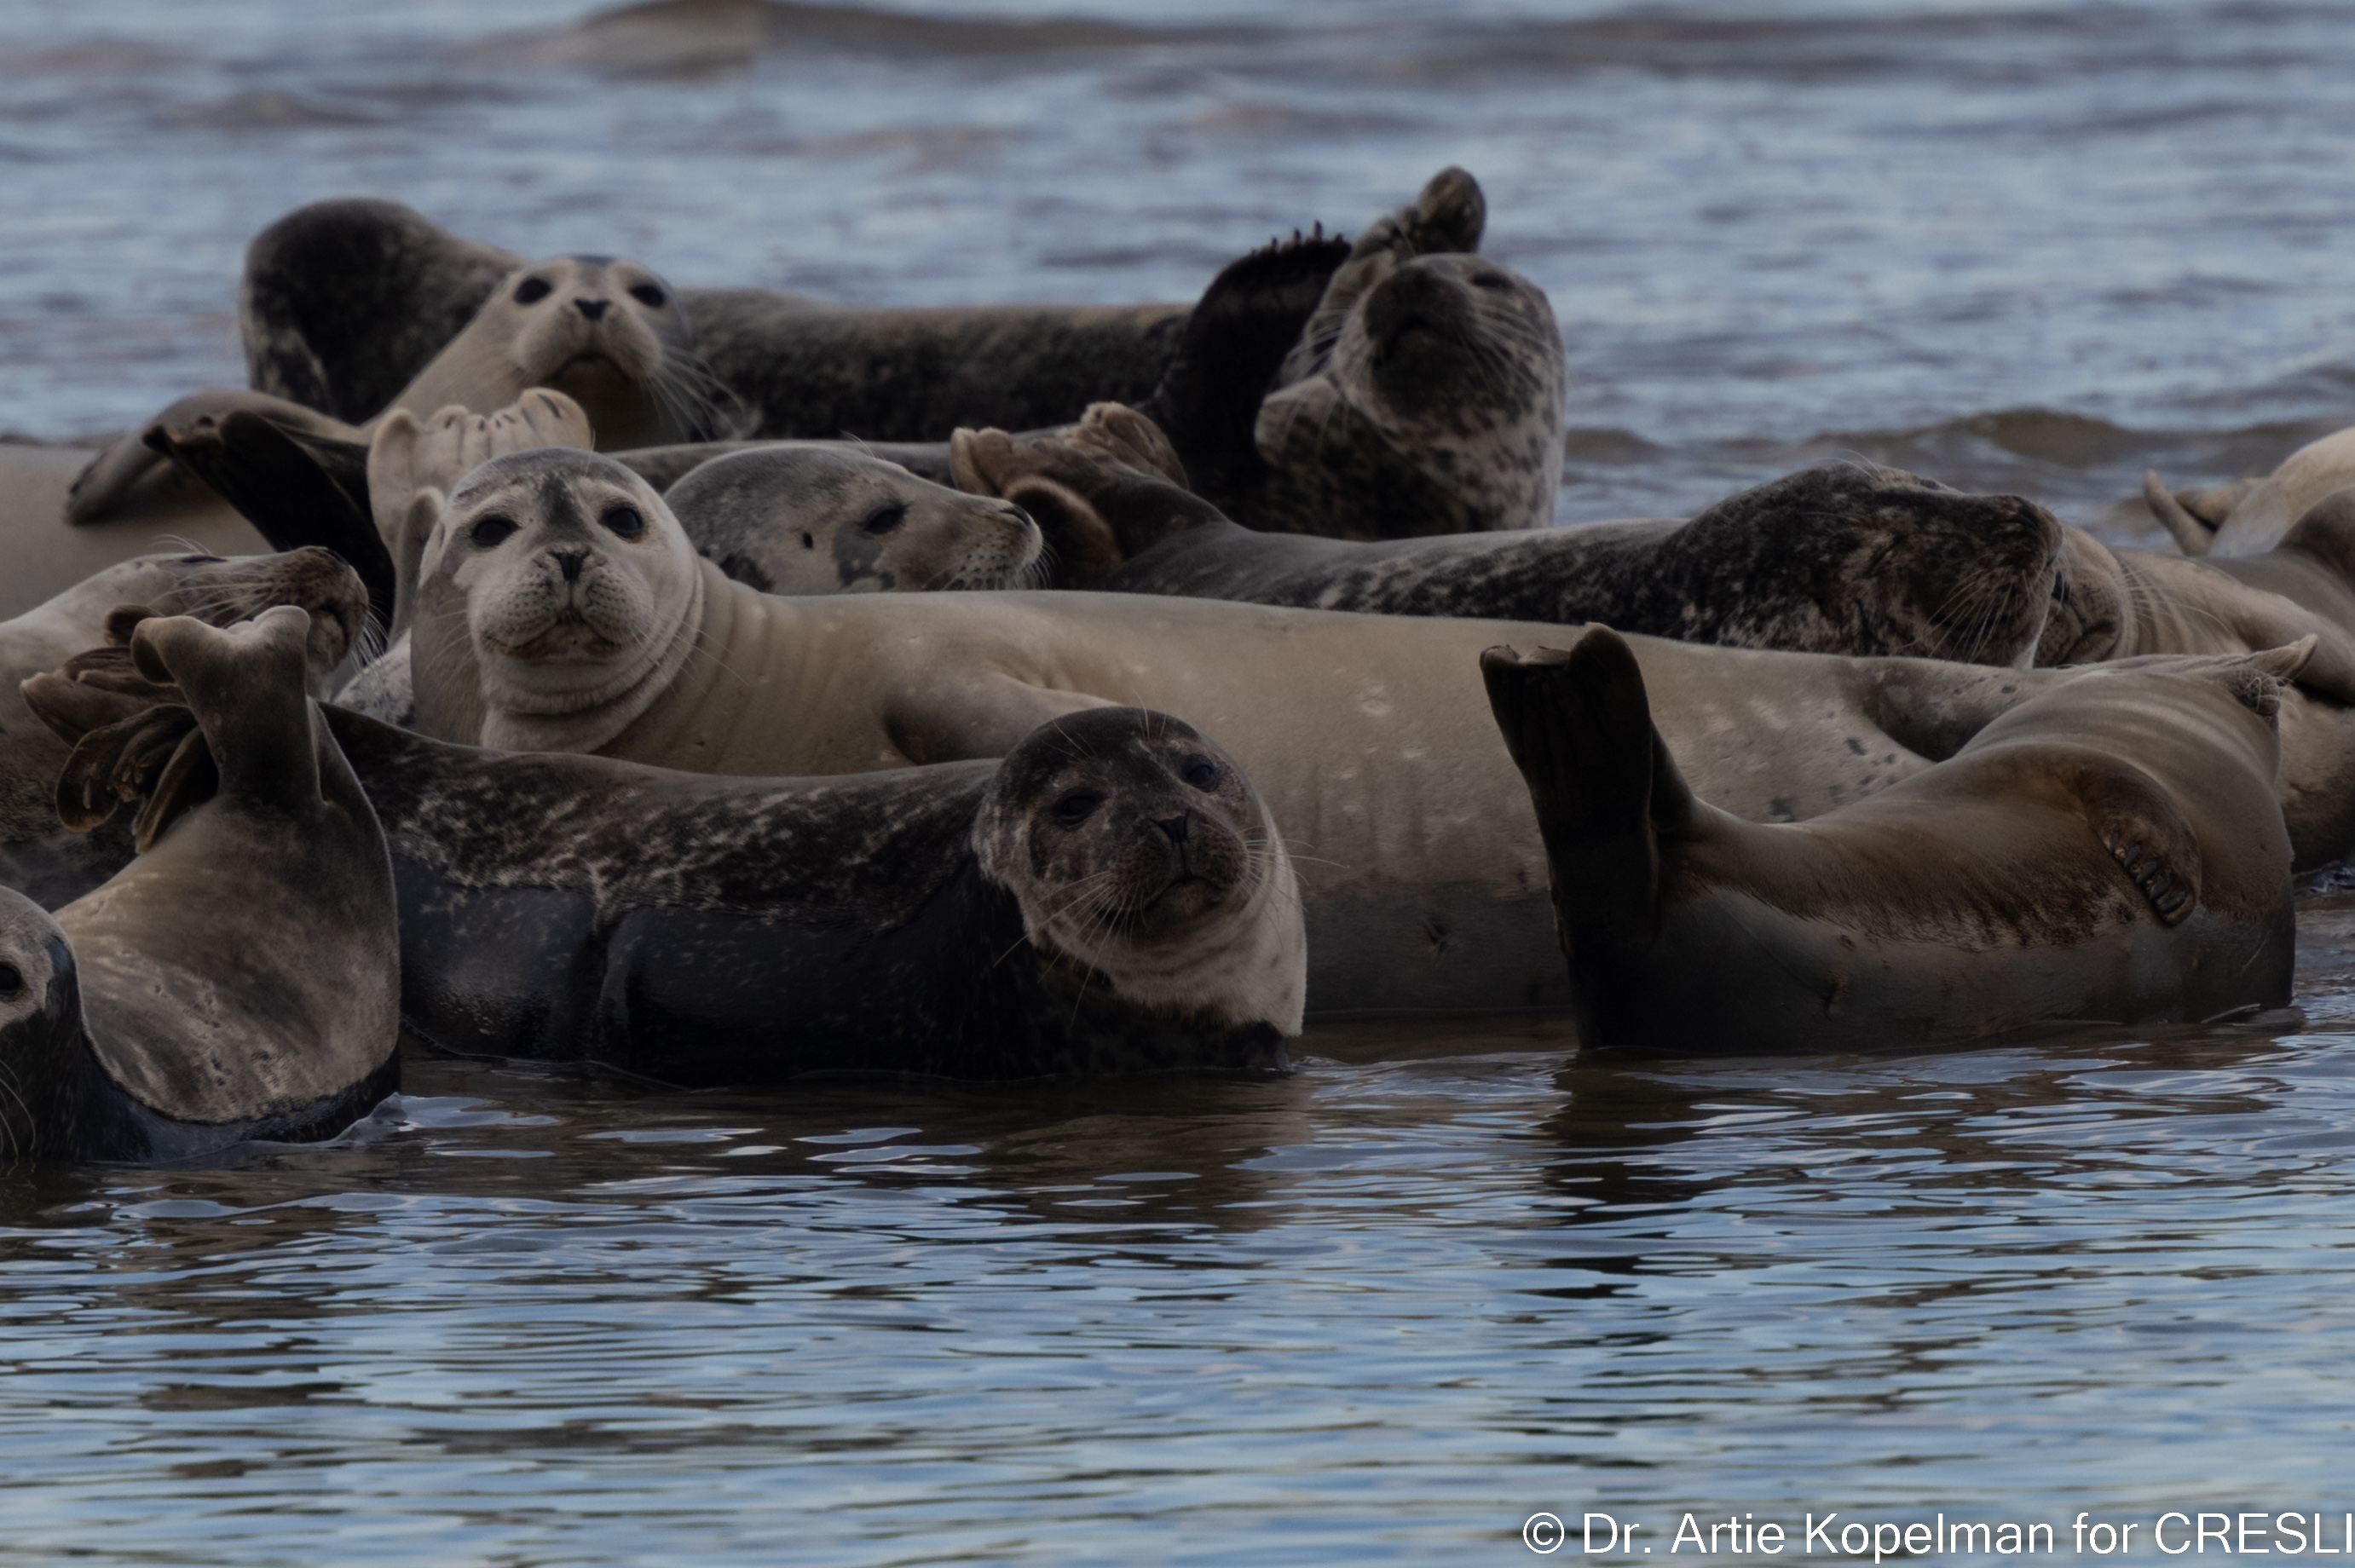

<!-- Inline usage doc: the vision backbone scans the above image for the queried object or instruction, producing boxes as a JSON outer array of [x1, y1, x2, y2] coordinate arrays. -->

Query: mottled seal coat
[[406, 447, 2146, 1015], [69, 252, 728, 524], [0, 608, 397, 1162], [954, 412, 2064, 666], [662, 447, 1042, 594], [1486, 626, 2300, 1054], [26, 694, 1294, 1084], [1, 549, 369, 908]]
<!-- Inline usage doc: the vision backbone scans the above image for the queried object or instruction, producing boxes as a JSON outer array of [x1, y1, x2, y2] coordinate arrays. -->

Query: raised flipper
[[1277, 166, 1488, 389], [1134, 230, 1351, 507], [65, 389, 351, 525], [951, 404, 1226, 588], [145, 412, 395, 627], [1480, 625, 1698, 953], [2144, 470, 2219, 557]]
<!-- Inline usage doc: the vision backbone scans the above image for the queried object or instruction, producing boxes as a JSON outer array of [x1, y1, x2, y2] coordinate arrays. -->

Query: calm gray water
[[9, 2, 2355, 1561]]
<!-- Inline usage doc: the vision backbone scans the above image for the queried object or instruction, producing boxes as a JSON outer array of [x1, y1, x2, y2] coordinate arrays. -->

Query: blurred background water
[[9, 3, 2355, 1561]]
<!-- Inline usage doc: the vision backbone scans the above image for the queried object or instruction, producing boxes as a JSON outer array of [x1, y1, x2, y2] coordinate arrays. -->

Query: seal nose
[[1156, 815, 1190, 845], [574, 297, 609, 321], [552, 547, 588, 583]]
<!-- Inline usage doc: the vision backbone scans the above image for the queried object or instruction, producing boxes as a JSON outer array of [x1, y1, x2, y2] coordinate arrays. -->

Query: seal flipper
[[128, 608, 319, 816], [1480, 626, 1698, 954], [1134, 230, 1350, 509], [2144, 470, 2219, 557], [145, 413, 396, 627], [2063, 758, 2203, 925]]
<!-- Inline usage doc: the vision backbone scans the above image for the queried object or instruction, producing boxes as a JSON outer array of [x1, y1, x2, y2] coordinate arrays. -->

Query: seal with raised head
[[68, 253, 731, 524], [1483, 625, 2301, 1053], [954, 408, 2064, 666], [663, 446, 1042, 594], [0, 606, 398, 1162], [403, 446, 2170, 1015], [2, 547, 371, 908]]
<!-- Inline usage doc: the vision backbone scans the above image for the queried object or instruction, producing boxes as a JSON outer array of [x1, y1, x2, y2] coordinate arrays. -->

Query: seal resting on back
[[1483, 626, 2301, 1054], [0, 607, 397, 1162], [0, 547, 371, 908], [953, 407, 2064, 666], [399, 445, 2185, 1015]]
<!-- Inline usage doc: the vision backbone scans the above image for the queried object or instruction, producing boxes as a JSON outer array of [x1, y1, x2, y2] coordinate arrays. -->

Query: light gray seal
[[663, 446, 1042, 594], [0, 606, 398, 1162], [1485, 625, 2302, 1053]]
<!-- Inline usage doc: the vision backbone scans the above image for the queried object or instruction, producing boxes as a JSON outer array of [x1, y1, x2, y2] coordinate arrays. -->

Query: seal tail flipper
[[126, 606, 319, 818], [1480, 625, 1698, 951], [2144, 470, 2218, 556], [145, 413, 396, 628]]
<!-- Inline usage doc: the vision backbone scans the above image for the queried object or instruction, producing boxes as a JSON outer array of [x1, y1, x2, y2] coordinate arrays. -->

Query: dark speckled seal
[[956, 412, 2066, 667], [320, 703, 1302, 1084]]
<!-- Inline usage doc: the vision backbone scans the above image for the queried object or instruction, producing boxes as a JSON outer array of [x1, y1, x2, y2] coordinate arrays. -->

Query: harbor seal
[[2, 548, 370, 908], [953, 411, 2064, 666], [406, 447, 2157, 1015], [662, 446, 1042, 593], [1484, 625, 2300, 1054], [68, 253, 730, 524], [0, 606, 397, 1162]]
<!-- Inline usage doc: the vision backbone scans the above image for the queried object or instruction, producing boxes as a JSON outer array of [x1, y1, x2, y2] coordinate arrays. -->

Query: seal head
[[415, 448, 705, 753], [0, 893, 78, 1162], [975, 706, 1303, 1035], [665, 447, 1042, 594]]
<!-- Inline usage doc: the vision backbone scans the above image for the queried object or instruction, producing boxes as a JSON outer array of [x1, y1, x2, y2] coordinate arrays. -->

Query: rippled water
[[10, 2, 2355, 1559]]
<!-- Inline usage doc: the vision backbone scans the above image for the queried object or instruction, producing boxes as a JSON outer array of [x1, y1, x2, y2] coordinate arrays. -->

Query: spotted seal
[[67, 253, 730, 525], [662, 447, 1042, 594], [952, 408, 2064, 666], [1485, 625, 2300, 1053], [0, 607, 397, 1162], [401, 445, 2181, 1015], [2, 548, 370, 908]]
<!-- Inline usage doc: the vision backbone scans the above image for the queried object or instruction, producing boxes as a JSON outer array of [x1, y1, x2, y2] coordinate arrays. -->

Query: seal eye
[[1180, 757, 1221, 791], [629, 283, 667, 308], [601, 504, 647, 540], [0, 963, 20, 1000], [860, 504, 908, 537], [1052, 790, 1103, 828], [513, 277, 553, 305], [469, 515, 519, 550]]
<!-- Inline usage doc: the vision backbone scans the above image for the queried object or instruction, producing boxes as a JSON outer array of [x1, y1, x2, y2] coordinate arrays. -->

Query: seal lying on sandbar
[[30, 654, 1302, 1081], [405, 446, 2152, 1015], [69, 252, 732, 525], [953, 407, 2062, 666], [0, 607, 397, 1162], [1483, 626, 2301, 1054], [1, 547, 370, 908]]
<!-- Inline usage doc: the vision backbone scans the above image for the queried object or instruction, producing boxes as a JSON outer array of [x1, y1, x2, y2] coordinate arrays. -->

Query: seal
[[952, 409, 2064, 666], [2144, 429, 2355, 557], [30, 656, 1302, 1081], [0, 443, 268, 620], [662, 446, 1042, 594], [0, 606, 398, 1162], [1483, 625, 2301, 1054], [67, 253, 730, 524], [404, 446, 2163, 1015], [2, 547, 371, 909]]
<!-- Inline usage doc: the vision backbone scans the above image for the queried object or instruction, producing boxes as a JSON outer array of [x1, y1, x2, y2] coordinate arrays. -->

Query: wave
[[470, 0, 1267, 77]]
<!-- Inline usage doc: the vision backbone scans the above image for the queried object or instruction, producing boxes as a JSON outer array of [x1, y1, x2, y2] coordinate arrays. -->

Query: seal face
[[418, 449, 705, 753], [664, 447, 1042, 594], [976, 706, 1303, 1034], [400, 256, 737, 450], [0, 896, 78, 1162], [1484, 627, 2301, 1054]]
